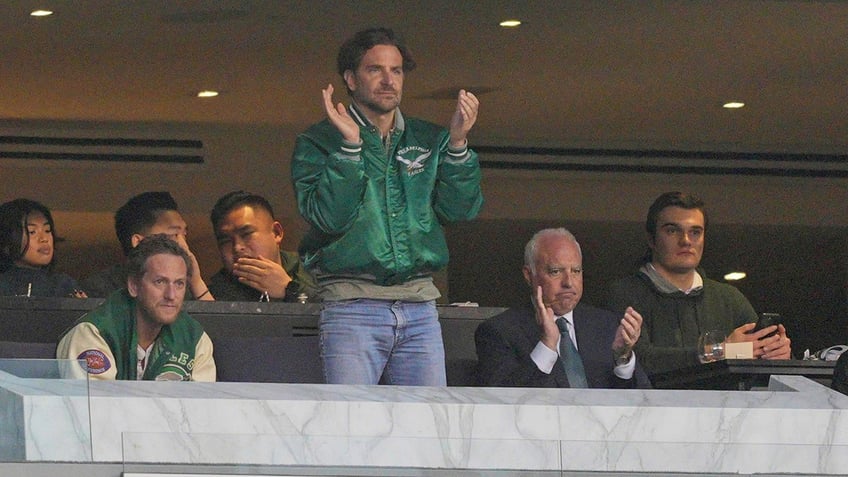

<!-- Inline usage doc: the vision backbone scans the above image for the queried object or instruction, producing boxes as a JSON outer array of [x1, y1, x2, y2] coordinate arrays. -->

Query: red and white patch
[[77, 349, 111, 375]]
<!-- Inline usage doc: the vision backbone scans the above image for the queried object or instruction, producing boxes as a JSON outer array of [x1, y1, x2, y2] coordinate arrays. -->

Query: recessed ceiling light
[[723, 271, 747, 281], [723, 101, 745, 109], [499, 20, 521, 27], [30, 10, 53, 17], [196, 90, 219, 98]]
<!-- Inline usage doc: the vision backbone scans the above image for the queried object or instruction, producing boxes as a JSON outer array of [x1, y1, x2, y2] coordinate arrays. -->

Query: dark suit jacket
[[475, 302, 651, 389], [832, 351, 848, 396]]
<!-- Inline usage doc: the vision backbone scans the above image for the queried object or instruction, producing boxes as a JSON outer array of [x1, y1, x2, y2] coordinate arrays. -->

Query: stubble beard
[[355, 89, 401, 116]]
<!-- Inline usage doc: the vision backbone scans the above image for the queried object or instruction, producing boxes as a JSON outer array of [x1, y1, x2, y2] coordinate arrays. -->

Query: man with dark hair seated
[[606, 191, 791, 377], [208, 190, 319, 302], [81, 191, 213, 301]]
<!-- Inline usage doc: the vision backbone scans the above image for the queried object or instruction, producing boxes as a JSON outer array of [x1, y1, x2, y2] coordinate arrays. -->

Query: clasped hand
[[232, 256, 292, 299], [727, 323, 792, 359]]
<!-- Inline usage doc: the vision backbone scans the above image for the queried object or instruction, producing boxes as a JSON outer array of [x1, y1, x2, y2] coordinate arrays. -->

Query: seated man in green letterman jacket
[[57, 234, 215, 381]]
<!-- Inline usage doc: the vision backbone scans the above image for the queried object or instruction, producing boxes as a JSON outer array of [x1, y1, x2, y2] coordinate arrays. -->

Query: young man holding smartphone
[[606, 191, 792, 376]]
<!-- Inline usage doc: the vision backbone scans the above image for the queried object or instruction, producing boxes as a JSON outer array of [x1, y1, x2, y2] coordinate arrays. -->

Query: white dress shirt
[[530, 310, 636, 380]]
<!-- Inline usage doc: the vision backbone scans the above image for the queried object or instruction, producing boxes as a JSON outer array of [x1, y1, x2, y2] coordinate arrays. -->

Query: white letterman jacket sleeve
[[191, 332, 216, 382], [56, 322, 118, 380]]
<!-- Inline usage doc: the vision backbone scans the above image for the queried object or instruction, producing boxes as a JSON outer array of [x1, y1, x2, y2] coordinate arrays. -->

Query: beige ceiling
[[2, 0, 846, 154]]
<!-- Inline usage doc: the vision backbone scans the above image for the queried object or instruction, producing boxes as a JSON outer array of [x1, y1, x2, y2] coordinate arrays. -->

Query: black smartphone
[[752, 313, 782, 338]]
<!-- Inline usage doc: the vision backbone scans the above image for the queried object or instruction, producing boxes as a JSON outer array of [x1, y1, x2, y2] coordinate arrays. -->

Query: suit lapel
[[572, 304, 587, 356]]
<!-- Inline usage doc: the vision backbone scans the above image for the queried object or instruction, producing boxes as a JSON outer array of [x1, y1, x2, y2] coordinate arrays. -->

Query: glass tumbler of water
[[698, 330, 726, 363]]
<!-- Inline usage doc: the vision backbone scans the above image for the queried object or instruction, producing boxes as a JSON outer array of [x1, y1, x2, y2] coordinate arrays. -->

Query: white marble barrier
[[0, 361, 91, 462], [3, 365, 848, 474]]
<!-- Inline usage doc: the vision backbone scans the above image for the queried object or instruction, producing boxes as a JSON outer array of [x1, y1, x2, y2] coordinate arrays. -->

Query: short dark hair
[[210, 190, 276, 234], [643, 191, 708, 262], [115, 192, 179, 256], [337, 27, 416, 93], [0, 198, 58, 273], [126, 234, 192, 281]]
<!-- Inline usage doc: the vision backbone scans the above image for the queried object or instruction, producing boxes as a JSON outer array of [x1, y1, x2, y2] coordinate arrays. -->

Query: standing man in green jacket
[[58, 234, 216, 381], [606, 191, 791, 377], [291, 27, 483, 385]]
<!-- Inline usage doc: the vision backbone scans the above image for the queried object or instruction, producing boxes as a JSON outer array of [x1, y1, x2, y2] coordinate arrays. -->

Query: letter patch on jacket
[[154, 353, 194, 381], [77, 349, 111, 375]]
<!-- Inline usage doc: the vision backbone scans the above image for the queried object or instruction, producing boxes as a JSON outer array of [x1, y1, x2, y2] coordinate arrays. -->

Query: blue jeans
[[319, 299, 447, 386]]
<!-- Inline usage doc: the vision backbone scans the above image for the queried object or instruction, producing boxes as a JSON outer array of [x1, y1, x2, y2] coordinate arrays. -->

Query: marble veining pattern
[[0, 369, 91, 461], [4, 371, 848, 473]]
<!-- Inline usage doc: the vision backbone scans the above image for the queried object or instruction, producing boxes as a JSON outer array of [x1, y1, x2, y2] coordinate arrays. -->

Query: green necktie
[[557, 317, 588, 388]]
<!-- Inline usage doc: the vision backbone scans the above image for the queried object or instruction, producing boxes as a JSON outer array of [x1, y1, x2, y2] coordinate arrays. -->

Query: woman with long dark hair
[[0, 198, 85, 297]]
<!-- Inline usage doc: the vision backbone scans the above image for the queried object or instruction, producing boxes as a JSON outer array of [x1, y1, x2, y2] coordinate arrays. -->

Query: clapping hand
[[322, 84, 360, 143], [448, 89, 479, 148]]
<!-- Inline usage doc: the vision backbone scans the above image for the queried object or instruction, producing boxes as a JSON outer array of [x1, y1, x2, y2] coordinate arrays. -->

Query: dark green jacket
[[607, 271, 757, 375], [292, 105, 483, 286], [207, 250, 320, 302]]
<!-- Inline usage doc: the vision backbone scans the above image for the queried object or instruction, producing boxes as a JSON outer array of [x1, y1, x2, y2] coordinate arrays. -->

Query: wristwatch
[[614, 352, 632, 366]]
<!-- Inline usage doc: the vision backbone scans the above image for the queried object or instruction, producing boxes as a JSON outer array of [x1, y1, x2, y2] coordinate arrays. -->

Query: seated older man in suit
[[475, 228, 650, 389]]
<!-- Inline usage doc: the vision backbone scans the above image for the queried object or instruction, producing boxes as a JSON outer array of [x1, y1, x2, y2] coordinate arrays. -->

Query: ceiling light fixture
[[30, 10, 53, 17], [196, 90, 219, 98], [499, 20, 521, 27], [723, 272, 747, 281], [723, 101, 745, 109]]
